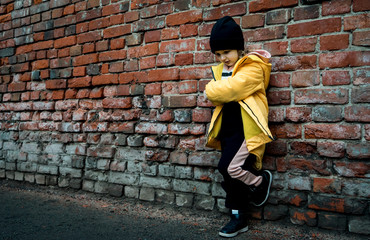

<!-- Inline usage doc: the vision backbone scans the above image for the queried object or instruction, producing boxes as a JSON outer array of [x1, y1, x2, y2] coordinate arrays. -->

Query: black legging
[[218, 132, 260, 210]]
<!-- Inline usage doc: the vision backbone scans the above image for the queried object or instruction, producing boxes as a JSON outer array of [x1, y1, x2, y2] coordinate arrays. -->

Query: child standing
[[205, 16, 274, 238]]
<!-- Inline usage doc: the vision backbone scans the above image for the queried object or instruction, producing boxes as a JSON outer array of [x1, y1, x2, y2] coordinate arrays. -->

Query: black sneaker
[[219, 212, 249, 238], [250, 170, 272, 207]]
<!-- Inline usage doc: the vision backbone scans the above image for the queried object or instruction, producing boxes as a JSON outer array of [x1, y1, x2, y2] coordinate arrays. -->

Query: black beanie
[[210, 16, 244, 53]]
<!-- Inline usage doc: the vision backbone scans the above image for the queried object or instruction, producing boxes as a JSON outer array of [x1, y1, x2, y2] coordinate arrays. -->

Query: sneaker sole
[[218, 226, 249, 238], [252, 170, 272, 207]]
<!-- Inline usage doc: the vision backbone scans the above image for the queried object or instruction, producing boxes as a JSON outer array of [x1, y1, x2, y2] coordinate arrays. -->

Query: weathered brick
[[166, 10, 202, 26], [319, 51, 369, 69], [249, 0, 298, 13], [287, 18, 341, 38], [334, 161, 370, 178], [294, 89, 348, 105]]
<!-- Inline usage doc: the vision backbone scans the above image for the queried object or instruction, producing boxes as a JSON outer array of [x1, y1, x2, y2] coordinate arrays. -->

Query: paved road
[[0, 189, 217, 240], [0, 180, 367, 240]]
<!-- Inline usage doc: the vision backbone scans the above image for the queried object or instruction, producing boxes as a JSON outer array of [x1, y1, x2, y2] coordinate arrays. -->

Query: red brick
[[140, 56, 156, 70], [144, 83, 161, 95], [271, 55, 317, 71], [52, 90, 65, 100], [270, 124, 302, 139], [289, 159, 330, 175], [77, 31, 102, 44], [161, 28, 179, 40], [102, 98, 132, 109], [293, 5, 319, 21], [119, 72, 147, 84], [290, 209, 317, 227], [353, 0, 370, 12], [353, 30, 370, 46], [33, 40, 54, 50], [54, 36, 76, 48], [194, 52, 214, 64], [110, 39, 125, 50], [103, 25, 131, 39], [192, 108, 212, 123], [166, 10, 202, 26], [322, 70, 350, 86], [269, 73, 290, 88], [125, 11, 139, 23], [291, 37, 317, 53], [76, 89, 90, 99], [322, 0, 351, 16], [242, 14, 264, 29], [107, 122, 132, 133], [292, 71, 319, 88], [203, 3, 246, 21], [157, 54, 175, 67], [175, 53, 193, 66], [344, 105, 370, 122], [8, 82, 26, 92], [99, 49, 127, 62], [73, 66, 86, 77], [31, 59, 49, 70], [73, 53, 98, 66], [317, 141, 345, 158], [147, 68, 179, 83], [128, 43, 159, 58], [286, 107, 312, 123], [102, 3, 123, 16], [68, 76, 91, 88], [88, 17, 110, 31], [160, 39, 195, 53], [320, 34, 349, 51], [109, 14, 124, 26], [89, 87, 104, 98], [287, 18, 341, 38], [290, 141, 316, 156], [249, 0, 298, 13], [178, 80, 197, 94], [264, 41, 288, 56], [294, 88, 348, 105], [92, 74, 119, 86], [180, 67, 212, 80], [305, 124, 361, 140], [268, 107, 284, 123], [267, 90, 291, 105], [344, 13, 370, 31], [65, 89, 77, 99], [366, 124, 370, 141], [179, 24, 198, 38], [313, 177, 341, 194], [45, 79, 67, 89], [334, 161, 370, 178], [319, 51, 370, 69], [245, 26, 284, 42]]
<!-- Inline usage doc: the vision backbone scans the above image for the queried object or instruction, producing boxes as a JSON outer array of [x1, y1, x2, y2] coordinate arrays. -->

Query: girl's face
[[215, 50, 240, 70]]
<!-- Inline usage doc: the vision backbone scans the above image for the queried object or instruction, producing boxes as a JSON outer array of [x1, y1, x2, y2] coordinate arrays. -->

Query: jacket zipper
[[241, 100, 274, 140]]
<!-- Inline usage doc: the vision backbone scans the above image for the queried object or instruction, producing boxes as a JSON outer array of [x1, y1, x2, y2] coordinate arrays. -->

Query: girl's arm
[[205, 62, 264, 105]]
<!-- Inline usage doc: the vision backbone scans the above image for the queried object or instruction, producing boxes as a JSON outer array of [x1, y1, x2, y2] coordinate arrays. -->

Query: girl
[[205, 16, 274, 238]]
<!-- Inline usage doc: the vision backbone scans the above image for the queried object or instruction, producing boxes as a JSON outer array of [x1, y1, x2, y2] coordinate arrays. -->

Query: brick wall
[[0, 0, 369, 235]]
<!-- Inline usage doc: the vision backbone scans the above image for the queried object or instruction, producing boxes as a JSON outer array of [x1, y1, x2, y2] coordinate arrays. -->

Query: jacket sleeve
[[205, 62, 264, 105]]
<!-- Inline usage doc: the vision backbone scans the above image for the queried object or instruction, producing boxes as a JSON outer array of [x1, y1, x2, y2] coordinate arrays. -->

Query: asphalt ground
[[0, 180, 367, 240]]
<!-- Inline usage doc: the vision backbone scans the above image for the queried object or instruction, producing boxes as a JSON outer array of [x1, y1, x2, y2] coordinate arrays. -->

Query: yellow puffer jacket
[[205, 50, 274, 170]]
